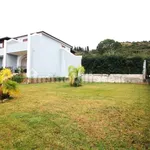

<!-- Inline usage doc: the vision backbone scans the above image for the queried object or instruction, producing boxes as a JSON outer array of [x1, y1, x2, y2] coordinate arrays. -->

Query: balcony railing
[[7, 41, 27, 53]]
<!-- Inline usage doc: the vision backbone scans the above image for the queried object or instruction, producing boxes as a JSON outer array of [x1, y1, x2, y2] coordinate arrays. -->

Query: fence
[[82, 74, 144, 83], [21, 74, 144, 84]]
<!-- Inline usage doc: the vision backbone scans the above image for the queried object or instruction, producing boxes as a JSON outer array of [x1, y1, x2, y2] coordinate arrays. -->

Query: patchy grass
[[0, 83, 150, 149]]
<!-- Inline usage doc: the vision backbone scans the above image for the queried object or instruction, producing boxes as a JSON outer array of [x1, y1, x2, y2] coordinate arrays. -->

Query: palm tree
[[0, 69, 19, 100], [68, 66, 85, 86]]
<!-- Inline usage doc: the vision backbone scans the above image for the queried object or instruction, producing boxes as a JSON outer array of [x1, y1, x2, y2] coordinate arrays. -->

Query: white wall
[[30, 34, 62, 77], [82, 74, 143, 83], [7, 40, 27, 53], [60, 48, 82, 77], [0, 48, 4, 56], [6, 54, 18, 70], [30, 34, 82, 77]]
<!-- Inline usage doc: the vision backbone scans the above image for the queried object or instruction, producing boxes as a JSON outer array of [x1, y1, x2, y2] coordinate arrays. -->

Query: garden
[[0, 79, 150, 149]]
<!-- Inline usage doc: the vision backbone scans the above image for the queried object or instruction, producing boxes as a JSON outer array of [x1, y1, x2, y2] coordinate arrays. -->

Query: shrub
[[14, 67, 26, 73], [82, 56, 145, 74], [146, 58, 150, 75], [68, 66, 85, 87], [0, 69, 19, 101], [0, 67, 3, 71], [2, 80, 19, 97], [12, 74, 25, 83]]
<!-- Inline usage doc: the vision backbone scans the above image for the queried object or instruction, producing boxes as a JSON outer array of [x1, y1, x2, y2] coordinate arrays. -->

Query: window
[[23, 38, 28, 42]]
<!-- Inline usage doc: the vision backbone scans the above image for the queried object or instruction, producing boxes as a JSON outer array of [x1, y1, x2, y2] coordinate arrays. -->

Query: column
[[3, 40, 7, 68], [27, 34, 31, 78]]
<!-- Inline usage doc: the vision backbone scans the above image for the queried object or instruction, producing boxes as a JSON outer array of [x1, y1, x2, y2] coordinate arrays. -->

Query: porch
[[6, 51, 27, 73]]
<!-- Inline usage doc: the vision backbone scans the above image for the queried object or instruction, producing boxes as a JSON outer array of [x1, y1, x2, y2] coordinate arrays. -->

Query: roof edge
[[37, 31, 72, 48], [14, 31, 73, 48]]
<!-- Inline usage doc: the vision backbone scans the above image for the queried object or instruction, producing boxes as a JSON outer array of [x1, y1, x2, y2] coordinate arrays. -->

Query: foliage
[[0, 68, 12, 83], [73, 76, 83, 87], [15, 67, 26, 73], [12, 74, 25, 83], [0, 69, 19, 100], [73, 46, 90, 54], [68, 65, 85, 86], [0, 67, 3, 71], [74, 46, 84, 51], [82, 55, 145, 74], [96, 39, 122, 54], [73, 40, 150, 58], [146, 58, 150, 75], [81, 39, 150, 76], [2, 80, 19, 96], [77, 40, 150, 58]]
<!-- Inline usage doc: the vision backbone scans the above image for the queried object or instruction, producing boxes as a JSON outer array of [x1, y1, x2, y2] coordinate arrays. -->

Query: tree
[[68, 65, 85, 87], [87, 46, 89, 52], [0, 69, 19, 101], [74, 46, 77, 51], [97, 39, 122, 54]]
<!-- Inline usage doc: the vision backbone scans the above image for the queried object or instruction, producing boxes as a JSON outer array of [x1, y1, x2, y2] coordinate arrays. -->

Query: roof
[[14, 31, 72, 48], [0, 37, 11, 42]]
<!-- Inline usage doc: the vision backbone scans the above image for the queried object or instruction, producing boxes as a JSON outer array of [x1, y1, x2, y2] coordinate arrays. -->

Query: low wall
[[22, 77, 69, 84], [82, 74, 144, 83]]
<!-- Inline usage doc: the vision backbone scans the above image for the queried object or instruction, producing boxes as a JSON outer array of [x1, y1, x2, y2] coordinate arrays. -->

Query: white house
[[0, 31, 82, 78]]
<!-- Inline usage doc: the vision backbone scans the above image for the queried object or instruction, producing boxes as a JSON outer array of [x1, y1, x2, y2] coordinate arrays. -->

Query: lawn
[[0, 83, 150, 149]]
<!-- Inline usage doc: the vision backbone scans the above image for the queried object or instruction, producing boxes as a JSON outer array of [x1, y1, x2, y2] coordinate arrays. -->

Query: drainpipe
[[27, 34, 31, 78], [3, 40, 7, 68]]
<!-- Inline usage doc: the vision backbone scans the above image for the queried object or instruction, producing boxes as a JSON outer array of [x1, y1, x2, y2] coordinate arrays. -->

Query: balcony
[[7, 39, 27, 54]]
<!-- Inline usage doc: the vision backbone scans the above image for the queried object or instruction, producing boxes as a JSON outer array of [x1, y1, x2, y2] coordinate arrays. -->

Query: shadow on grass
[[0, 97, 14, 103]]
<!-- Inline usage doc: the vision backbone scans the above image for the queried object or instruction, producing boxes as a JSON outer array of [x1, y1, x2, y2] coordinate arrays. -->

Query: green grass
[[0, 83, 150, 149]]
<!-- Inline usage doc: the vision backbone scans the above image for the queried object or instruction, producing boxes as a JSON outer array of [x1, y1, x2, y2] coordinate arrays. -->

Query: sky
[[0, 0, 150, 49]]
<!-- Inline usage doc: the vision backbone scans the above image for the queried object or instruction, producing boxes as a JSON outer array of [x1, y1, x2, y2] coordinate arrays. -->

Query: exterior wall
[[30, 34, 61, 77], [17, 55, 27, 67], [0, 57, 3, 67], [1, 33, 81, 76], [60, 44, 70, 51], [0, 48, 4, 56], [6, 54, 18, 70], [82, 74, 143, 83], [60, 48, 82, 77], [29, 34, 81, 78], [0, 42, 4, 48], [7, 40, 27, 53]]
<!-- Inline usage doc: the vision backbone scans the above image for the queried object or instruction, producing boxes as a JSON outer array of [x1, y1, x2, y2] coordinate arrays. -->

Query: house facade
[[0, 31, 82, 78]]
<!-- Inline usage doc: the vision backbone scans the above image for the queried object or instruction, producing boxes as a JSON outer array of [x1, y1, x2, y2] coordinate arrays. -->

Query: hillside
[[74, 41, 150, 58]]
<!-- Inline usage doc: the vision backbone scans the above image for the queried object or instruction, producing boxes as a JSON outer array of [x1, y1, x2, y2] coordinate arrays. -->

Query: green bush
[[82, 56, 146, 74], [146, 58, 150, 75], [12, 74, 25, 83], [14, 67, 26, 73]]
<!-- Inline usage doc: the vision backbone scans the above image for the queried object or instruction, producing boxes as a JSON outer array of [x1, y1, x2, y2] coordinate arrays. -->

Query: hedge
[[82, 56, 150, 74]]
